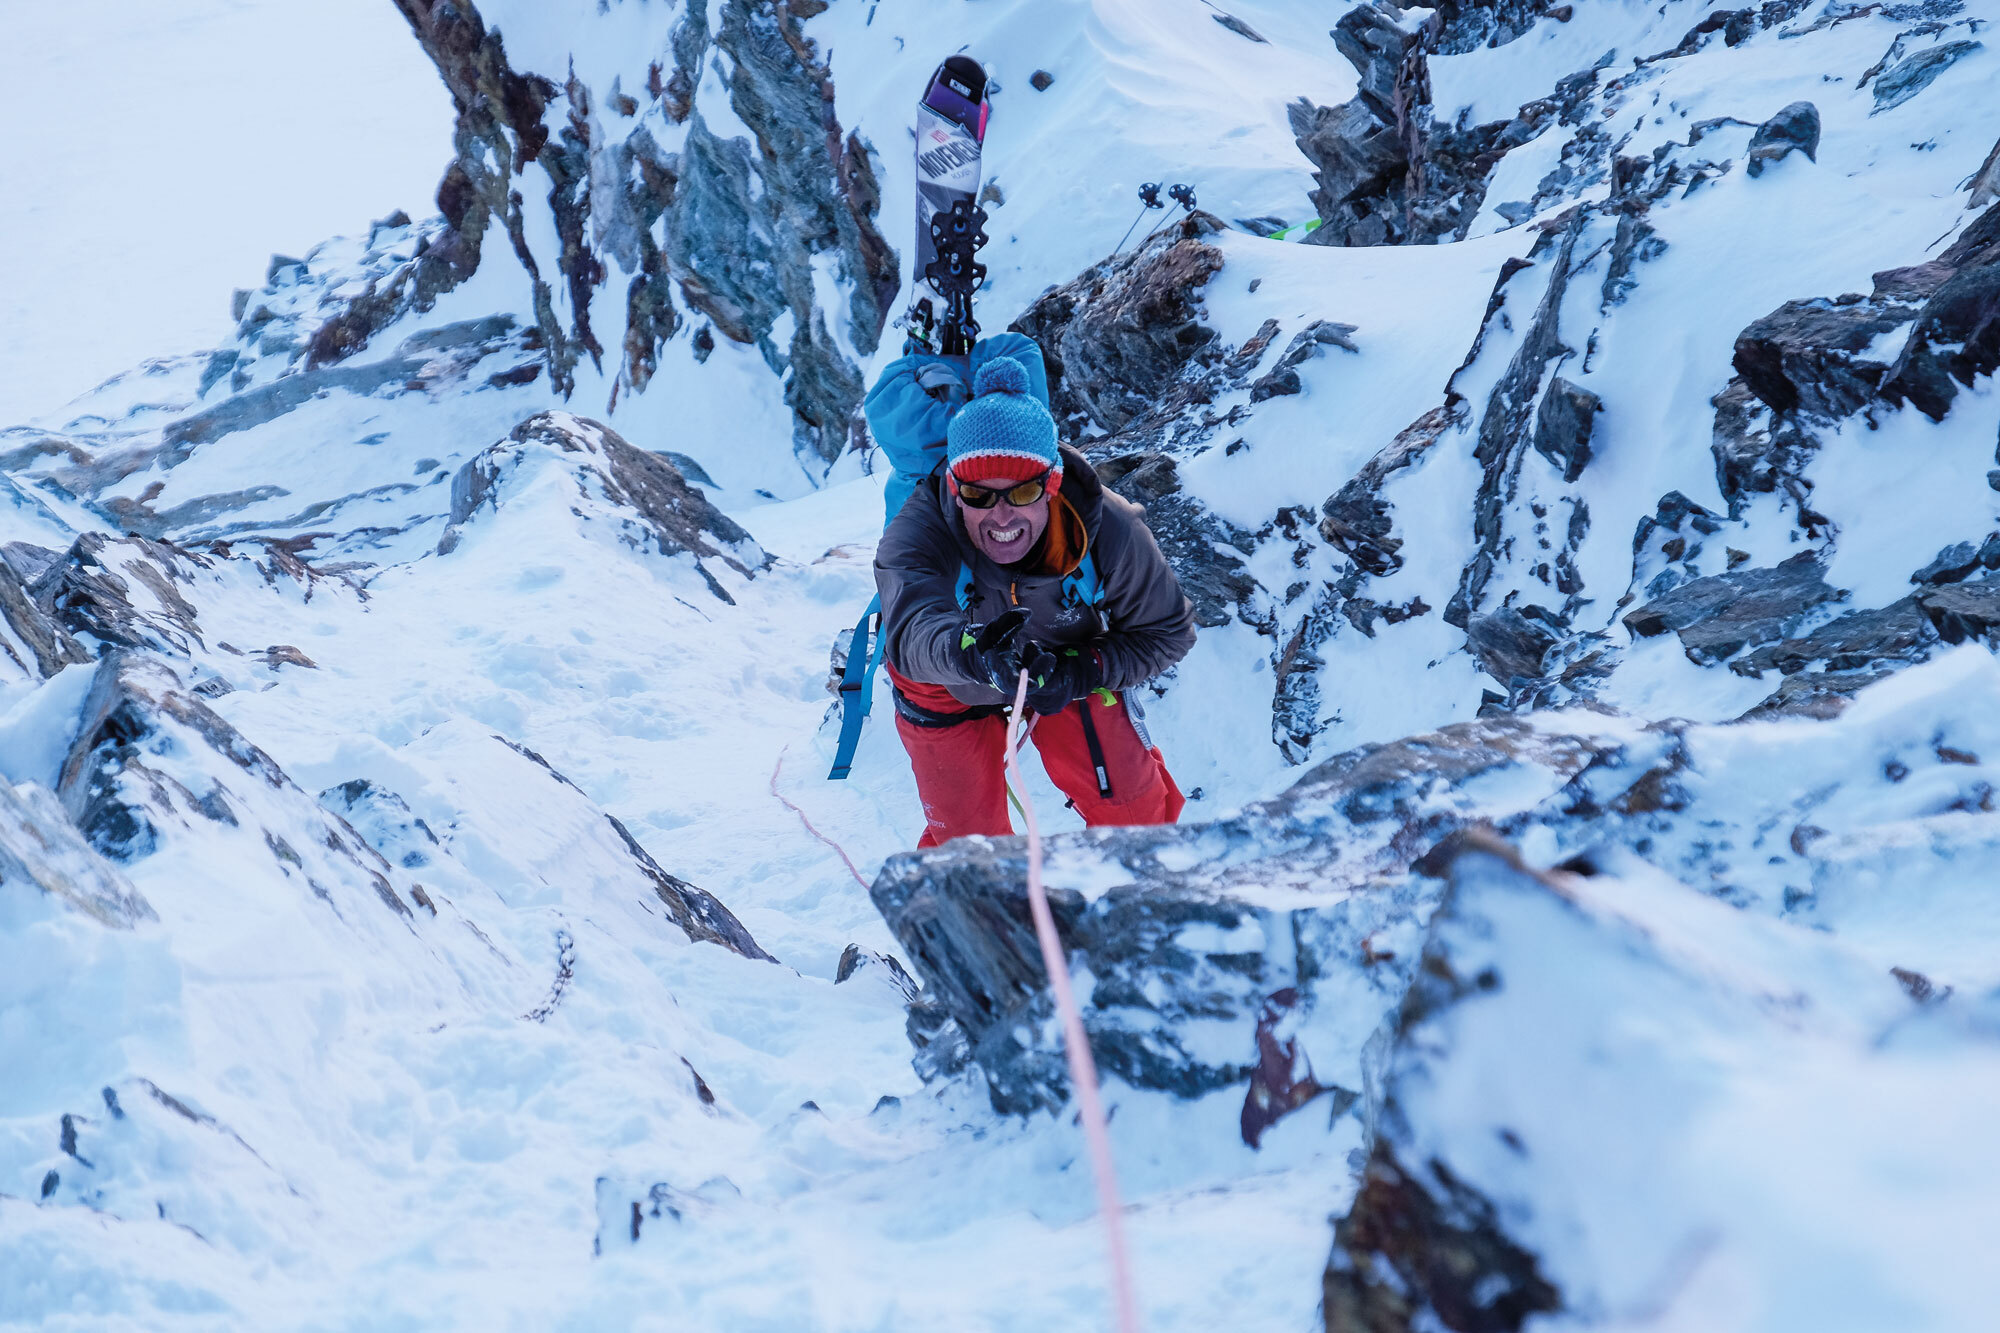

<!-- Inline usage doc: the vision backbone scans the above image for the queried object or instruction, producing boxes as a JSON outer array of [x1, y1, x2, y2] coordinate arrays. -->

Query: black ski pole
[[1115, 182, 1165, 253], [1140, 183, 1197, 246]]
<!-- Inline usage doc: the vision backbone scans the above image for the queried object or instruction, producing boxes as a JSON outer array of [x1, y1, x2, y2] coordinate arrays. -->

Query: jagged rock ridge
[[389, 0, 895, 462]]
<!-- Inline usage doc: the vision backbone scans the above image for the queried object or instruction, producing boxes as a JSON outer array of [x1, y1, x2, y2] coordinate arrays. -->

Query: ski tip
[[924, 56, 992, 141], [940, 54, 986, 95]]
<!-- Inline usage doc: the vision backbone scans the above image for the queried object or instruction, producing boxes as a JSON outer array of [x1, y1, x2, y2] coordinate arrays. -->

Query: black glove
[[1022, 644, 1101, 715], [963, 607, 1032, 693]]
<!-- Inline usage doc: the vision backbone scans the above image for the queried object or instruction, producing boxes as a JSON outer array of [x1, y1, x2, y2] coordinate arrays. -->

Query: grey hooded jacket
[[874, 446, 1197, 708]]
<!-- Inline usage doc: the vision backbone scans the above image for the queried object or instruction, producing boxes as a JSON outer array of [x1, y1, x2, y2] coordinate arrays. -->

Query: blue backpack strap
[[1063, 550, 1103, 608], [956, 552, 1100, 613], [827, 594, 886, 780]]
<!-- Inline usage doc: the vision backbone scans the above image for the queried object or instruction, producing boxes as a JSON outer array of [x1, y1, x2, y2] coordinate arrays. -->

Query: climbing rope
[[771, 747, 871, 891], [1004, 669, 1143, 1333], [777, 711, 1040, 892], [778, 706, 1142, 1328]]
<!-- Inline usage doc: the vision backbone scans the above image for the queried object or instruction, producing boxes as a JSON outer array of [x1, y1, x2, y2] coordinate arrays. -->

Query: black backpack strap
[[892, 686, 1007, 730], [1076, 696, 1114, 799]]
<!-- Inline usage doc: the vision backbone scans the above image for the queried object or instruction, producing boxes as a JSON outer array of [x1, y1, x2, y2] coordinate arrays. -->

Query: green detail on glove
[[1093, 687, 1116, 707]]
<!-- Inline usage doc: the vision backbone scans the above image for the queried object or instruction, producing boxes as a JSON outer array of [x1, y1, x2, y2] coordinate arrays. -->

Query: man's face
[[955, 473, 1050, 566]]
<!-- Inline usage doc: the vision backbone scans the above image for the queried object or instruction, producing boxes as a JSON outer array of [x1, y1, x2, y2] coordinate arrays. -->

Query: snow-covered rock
[[437, 410, 768, 599], [0, 779, 155, 930], [1329, 814, 2000, 1332], [875, 711, 1622, 1116]]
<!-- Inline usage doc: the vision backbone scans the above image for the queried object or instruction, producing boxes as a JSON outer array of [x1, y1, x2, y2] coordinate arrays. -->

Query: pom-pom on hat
[[946, 357, 1062, 490]]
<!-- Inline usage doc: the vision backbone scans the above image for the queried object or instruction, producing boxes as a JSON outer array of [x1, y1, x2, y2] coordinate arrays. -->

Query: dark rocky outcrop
[[1531, 376, 1599, 482], [1909, 534, 2000, 586], [1292, 207, 1658, 738], [1093, 452, 1256, 628], [870, 827, 1419, 1114], [872, 715, 1617, 1113], [1465, 606, 1560, 686], [1745, 100, 1820, 176], [1917, 581, 2000, 644], [1880, 203, 2000, 421], [1707, 381, 1817, 520], [1423, 0, 1565, 54], [1446, 208, 1597, 630], [607, 806, 771, 962], [1645, 1, 1813, 62], [1304, 205, 1637, 731], [1622, 552, 1838, 664], [1288, 4, 1513, 249], [1695, 198, 2000, 615], [1320, 404, 1464, 579], [1011, 214, 1264, 630], [1250, 321, 1360, 403], [1730, 292, 1918, 420], [1731, 595, 1936, 679], [1011, 215, 1228, 438], [1736, 666, 1896, 721], [1718, 200, 2000, 460], [0, 553, 89, 683], [5, 531, 375, 689], [31, 534, 211, 657], [1969, 133, 2000, 209], [386, 0, 892, 463], [833, 943, 920, 1001], [1324, 1146, 1560, 1332]]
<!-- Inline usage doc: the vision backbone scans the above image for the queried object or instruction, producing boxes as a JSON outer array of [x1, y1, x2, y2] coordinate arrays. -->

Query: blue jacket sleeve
[[865, 333, 1051, 526]]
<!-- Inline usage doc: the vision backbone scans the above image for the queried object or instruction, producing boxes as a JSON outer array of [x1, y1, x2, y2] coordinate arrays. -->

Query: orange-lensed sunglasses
[[953, 470, 1052, 509]]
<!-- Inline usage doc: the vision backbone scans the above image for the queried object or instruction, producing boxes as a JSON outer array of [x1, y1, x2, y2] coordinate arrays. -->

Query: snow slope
[[5, 0, 2000, 1329]]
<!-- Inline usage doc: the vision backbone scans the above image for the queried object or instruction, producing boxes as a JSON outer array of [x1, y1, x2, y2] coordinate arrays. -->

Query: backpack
[[829, 334, 1054, 781]]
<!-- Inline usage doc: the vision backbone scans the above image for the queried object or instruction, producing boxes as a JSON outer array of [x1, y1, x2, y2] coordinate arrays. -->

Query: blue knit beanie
[[946, 358, 1062, 489]]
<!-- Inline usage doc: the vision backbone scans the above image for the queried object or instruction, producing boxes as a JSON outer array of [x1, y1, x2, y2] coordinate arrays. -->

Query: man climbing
[[869, 337, 1195, 847]]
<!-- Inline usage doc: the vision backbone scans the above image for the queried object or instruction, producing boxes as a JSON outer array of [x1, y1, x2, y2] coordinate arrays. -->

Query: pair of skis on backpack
[[906, 56, 992, 358], [830, 55, 993, 780]]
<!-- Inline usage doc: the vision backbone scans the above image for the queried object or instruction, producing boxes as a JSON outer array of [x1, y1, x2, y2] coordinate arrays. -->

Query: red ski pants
[[887, 666, 1186, 849]]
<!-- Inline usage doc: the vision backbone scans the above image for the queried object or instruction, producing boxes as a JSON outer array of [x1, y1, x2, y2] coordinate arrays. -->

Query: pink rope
[[771, 748, 871, 891], [1005, 671, 1143, 1332], [778, 710, 1141, 1325]]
